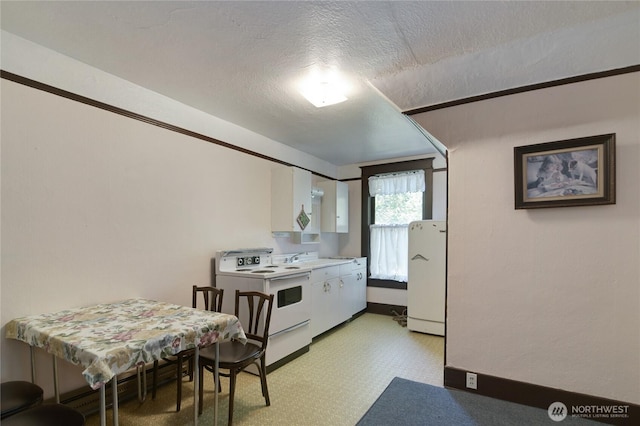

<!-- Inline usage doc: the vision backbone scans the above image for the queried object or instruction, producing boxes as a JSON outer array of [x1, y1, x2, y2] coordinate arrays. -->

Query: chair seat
[[2, 403, 85, 426], [1, 381, 44, 419], [200, 341, 262, 366]]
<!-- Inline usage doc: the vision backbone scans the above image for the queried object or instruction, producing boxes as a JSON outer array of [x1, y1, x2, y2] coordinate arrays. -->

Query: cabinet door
[[324, 277, 342, 331], [292, 167, 312, 229], [339, 272, 356, 320], [353, 266, 367, 313], [311, 280, 329, 337], [272, 167, 312, 232], [352, 257, 367, 313], [311, 277, 341, 337], [318, 180, 349, 233], [335, 181, 349, 233], [306, 196, 321, 234]]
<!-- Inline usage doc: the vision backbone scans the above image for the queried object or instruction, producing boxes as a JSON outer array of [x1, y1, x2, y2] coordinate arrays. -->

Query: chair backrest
[[234, 290, 274, 350], [192, 286, 224, 312]]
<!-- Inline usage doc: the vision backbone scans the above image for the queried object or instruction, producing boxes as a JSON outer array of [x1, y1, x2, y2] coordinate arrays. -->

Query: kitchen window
[[369, 170, 424, 281], [361, 159, 434, 289]]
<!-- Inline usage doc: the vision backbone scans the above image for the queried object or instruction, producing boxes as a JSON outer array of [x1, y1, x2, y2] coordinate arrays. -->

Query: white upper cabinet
[[271, 166, 313, 233], [317, 180, 349, 233]]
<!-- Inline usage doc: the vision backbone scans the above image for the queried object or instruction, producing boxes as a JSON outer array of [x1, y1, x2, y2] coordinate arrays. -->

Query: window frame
[[361, 158, 434, 290]]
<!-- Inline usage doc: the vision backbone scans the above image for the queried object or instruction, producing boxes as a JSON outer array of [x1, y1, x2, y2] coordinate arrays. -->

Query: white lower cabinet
[[311, 266, 341, 338], [311, 258, 367, 338]]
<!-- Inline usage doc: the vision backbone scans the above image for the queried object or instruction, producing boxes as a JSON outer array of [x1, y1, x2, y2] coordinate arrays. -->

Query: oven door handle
[[270, 320, 310, 338], [268, 272, 311, 282]]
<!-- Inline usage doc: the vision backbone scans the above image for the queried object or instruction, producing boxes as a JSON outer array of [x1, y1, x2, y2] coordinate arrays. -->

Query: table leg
[[136, 365, 147, 402], [193, 346, 199, 426], [29, 345, 36, 383], [112, 375, 119, 426], [30, 347, 36, 383], [100, 385, 106, 426], [52, 355, 60, 403], [214, 342, 219, 426]]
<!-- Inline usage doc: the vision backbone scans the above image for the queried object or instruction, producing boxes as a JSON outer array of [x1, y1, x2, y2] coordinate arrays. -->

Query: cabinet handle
[[339, 279, 344, 288]]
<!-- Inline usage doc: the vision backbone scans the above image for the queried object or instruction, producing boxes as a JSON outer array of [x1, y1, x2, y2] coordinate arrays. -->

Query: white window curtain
[[368, 170, 425, 282], [370, 224, 409, 282]]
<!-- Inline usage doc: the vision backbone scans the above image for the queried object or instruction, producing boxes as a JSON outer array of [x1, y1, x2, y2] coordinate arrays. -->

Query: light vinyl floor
[[86, 313, 444, 426]]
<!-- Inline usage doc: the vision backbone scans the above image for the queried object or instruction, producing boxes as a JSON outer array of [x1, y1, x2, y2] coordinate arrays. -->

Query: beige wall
[[0, 79, 338, 394], [1, 31, 339, 179], [413, 72, 640, 404]]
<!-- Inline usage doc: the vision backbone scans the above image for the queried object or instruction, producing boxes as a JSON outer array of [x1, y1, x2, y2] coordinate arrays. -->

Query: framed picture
[[514, 134, 615, 209]]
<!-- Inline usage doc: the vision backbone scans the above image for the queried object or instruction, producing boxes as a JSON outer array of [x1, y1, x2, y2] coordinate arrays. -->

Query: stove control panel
[[237, 256, 261, 267]]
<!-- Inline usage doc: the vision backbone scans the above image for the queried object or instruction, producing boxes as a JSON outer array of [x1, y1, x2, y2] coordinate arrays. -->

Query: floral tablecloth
[[5, 299, 246, 389]]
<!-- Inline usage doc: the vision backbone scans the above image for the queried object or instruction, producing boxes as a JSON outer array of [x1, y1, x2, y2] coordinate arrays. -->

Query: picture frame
[[514, 134, 616, 209]]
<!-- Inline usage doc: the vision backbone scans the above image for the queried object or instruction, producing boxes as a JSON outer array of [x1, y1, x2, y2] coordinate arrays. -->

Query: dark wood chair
[[2, 403, 85, 426], [152, 286, 224, 411], [1, 381, 43, 420], [198, 290, 274, 425]]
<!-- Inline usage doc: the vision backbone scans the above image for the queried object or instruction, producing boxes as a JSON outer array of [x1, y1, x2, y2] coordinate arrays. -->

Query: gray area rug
[[357, 377, 597, 425]]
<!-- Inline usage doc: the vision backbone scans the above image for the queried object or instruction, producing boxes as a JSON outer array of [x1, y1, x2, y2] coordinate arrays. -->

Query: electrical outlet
[[466, 372, 477, 389]]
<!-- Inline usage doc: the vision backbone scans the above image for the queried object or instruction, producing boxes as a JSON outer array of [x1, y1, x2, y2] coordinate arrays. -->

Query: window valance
[[368, 170, 425, 196]]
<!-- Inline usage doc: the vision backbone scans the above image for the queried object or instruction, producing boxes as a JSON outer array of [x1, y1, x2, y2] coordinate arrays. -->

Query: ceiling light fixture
[[299, 70, 349, 108]]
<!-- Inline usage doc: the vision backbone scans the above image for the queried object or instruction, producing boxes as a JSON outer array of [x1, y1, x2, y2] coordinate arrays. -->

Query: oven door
[[266, 271, 311, 334]]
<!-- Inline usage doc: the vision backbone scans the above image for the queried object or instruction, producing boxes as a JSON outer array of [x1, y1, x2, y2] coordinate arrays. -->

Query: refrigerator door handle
[[411, 254, 429, 261]]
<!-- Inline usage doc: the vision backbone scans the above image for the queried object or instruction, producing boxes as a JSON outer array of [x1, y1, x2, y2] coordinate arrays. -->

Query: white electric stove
[[215, 248, 312, 371]]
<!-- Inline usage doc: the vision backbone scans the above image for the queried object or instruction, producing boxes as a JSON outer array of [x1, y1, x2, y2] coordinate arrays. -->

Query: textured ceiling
[[1, 1, 639, 166]]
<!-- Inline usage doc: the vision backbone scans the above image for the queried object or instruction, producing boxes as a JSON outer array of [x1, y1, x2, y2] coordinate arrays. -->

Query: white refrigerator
[[407, 220, 446, 336]]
